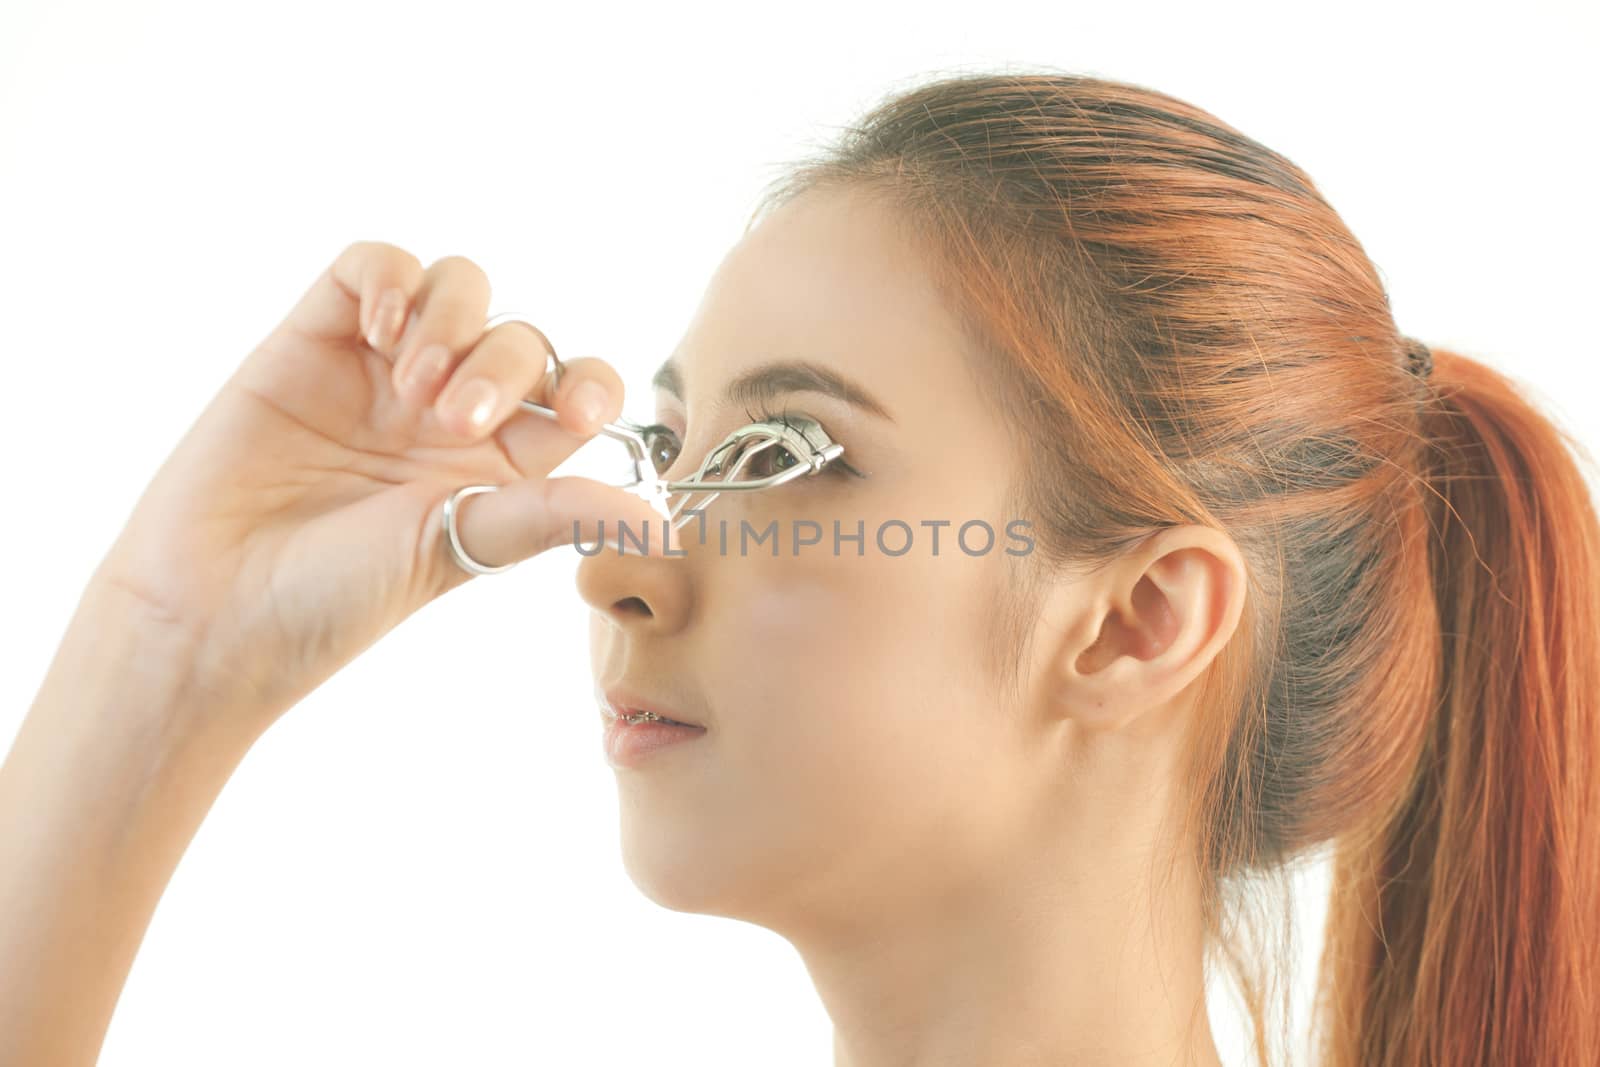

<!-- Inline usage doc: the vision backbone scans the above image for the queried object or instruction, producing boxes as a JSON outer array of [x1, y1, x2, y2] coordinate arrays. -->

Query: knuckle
[[432, 254, 491, 298], [434, 253, 488, 282], [418, 257, 492, 333], [349, 240, 422, 282]]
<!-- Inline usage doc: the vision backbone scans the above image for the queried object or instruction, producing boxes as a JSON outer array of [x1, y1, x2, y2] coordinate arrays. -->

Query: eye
[[628, 408, 862, 486], [733, 440, 802, 480], [638, 424, 682, 475]]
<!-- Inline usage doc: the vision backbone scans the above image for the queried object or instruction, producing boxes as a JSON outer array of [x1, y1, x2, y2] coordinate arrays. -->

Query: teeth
[[620, 709, 696, 727], [609, 704, 697, 727]]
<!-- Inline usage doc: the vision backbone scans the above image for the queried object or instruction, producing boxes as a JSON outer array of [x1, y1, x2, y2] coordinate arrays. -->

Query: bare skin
[[3, 190, 1242, 1065], [0, 241, 664, 1065]]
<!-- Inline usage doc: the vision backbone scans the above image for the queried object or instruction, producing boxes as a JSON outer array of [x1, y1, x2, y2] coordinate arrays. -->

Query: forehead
[[662, 185, 985, 420]]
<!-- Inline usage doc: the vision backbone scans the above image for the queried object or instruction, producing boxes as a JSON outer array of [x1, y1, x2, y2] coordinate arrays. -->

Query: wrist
[[48, 572, 270, 771]]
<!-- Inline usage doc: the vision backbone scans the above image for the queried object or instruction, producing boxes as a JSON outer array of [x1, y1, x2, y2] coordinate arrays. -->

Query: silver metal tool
[[518, 399, 844, 532], [493, 314, 846, 532]]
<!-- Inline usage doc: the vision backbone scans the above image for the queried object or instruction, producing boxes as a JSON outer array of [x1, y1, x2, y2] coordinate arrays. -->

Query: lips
[[597, 684, 705, 729]]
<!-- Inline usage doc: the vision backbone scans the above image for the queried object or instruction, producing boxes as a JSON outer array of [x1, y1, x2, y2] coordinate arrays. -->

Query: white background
[[2, 1, 1595, 1064]]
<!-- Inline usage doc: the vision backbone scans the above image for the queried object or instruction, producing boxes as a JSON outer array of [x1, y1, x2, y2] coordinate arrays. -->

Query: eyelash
[[624, 401, 863, 480]]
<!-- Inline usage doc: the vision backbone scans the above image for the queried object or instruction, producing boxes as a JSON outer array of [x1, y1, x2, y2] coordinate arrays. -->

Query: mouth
[[606, 707, 702, 728], [597, 685, 706, 729]]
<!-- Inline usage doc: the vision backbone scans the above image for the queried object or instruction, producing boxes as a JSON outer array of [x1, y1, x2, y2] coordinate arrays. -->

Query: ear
[[1042, 526, 1247, 733]]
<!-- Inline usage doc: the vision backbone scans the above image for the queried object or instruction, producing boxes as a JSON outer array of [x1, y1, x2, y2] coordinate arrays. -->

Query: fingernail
[[368, 288, 407, 352], [570, 380, 608, 426], [443, 378, 499, 433]]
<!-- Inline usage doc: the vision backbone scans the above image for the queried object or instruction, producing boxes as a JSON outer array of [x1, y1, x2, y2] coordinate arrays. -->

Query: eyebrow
[[651, 357, 895, 423]]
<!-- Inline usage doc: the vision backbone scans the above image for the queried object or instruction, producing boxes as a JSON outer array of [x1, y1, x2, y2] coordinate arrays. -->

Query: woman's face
[[577, 185, 1050, 939]]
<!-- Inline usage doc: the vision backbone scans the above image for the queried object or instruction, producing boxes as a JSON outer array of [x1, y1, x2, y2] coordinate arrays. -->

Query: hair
[[748, 69, 1600, 1065]]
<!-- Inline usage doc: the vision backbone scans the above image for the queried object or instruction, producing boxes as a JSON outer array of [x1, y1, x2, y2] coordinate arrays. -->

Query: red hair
[[753, 70, 1600, 1065]]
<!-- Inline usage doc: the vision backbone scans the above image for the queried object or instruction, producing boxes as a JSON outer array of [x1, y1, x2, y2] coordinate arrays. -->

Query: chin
[[615, 820, 726, 916]]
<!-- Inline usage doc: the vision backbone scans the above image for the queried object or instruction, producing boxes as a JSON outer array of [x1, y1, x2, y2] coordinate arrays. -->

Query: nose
[[574, 515, 696, 634]]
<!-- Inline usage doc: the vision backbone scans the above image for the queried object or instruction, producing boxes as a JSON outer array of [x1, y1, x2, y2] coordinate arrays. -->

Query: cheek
[[712, 574, 885, 737], [699, 555, 1020, 903], [708, 553, 1000, 787]]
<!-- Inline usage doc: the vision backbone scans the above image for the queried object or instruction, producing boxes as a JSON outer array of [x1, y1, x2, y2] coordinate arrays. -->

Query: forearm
[[0, 580, 264, 1066]]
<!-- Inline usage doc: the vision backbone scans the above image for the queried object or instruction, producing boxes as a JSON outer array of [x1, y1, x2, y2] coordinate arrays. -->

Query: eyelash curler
[[514, 335, 846, 533], [441, 317, 850, 578]]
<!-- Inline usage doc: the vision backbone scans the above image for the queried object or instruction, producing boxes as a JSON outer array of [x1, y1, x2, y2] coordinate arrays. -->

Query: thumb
[[431, 476, 679, 590]]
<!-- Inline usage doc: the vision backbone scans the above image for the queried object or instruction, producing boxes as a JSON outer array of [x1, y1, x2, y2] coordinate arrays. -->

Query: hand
[[89, 240, 664, 732]]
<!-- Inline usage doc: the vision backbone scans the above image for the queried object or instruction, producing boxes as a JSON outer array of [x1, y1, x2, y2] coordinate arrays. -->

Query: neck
[[793, 742, 1223, 1066]]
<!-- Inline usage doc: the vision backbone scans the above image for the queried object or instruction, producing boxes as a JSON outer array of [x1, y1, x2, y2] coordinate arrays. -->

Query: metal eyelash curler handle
[[516, 398, 674, 520]]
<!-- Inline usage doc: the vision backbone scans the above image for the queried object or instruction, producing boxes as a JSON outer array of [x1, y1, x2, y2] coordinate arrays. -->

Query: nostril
[[614, 596, 653, 618]]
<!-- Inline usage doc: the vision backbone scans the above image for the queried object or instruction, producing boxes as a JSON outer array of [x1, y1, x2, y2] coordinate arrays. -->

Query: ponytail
[[1317, 349, 1600, 1065]]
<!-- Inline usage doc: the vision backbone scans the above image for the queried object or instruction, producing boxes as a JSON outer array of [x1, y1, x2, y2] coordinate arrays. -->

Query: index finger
[[496, 354, 631, 477]]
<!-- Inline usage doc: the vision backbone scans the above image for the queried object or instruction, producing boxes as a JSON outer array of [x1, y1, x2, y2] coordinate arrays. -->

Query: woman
[[4, 71, 1597, 1066]]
